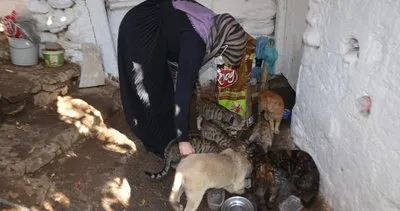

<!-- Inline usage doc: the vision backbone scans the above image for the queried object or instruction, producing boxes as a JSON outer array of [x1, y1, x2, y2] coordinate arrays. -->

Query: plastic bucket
[[43, 49, 65, 67], [7, 37, 39, 66]]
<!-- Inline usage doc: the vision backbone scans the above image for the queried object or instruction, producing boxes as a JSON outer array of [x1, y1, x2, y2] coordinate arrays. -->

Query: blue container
[[282, 108, 291, 120]]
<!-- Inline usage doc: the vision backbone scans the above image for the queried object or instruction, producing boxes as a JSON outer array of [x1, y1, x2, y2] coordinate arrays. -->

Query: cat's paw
[[274, 129, 280, 134], [178, 204, 184, 211], [196, 116, 203, 130]]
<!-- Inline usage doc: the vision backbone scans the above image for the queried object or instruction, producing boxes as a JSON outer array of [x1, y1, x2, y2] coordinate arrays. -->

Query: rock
[[45, 9, 76, 33], [279, 195, 304, 211], [64, 3, 95, 44], [6, 161, 26, 176], [45, 42, 62, 50], [32, 14, 49, 32], [25, 143, 59, 173], [42, 83, 66, 92], [0, 34, 10, 59], [48, 0, 75, 9], [49, 26, 65, 33], [39, 32, 58, 43], [54, 127, 80, 152], [33, 85, 68, 107], [28, 0, 51, 14]]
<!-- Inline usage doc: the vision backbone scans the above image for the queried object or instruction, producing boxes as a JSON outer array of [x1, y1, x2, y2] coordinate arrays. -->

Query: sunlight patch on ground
[[101, 177, 131, 211], [51, 192, 71, 207], [56, 96, 137, 155]]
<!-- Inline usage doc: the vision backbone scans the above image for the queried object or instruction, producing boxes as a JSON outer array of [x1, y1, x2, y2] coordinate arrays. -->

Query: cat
[[246, 143, 278, 210], [246, 143, 320, 209], [253, 89, 284, 134], [169, 148, 252, 211], [268, 149, 320, 207], [144, 134, 222, 180], [247, 115, 274, 151], [195, 81, 245, 136], [200, 119, 247, 153]]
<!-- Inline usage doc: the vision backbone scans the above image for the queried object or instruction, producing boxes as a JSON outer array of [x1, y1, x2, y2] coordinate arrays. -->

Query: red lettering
[[217, 68, 238, 88]]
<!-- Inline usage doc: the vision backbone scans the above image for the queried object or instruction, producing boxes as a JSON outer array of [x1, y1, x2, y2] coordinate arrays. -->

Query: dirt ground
[[0, 83, 330, 211]]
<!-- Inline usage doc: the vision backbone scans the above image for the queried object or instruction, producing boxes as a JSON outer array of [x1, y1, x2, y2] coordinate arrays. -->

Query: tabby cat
[[144, 134, 222, 180], [195, 81, 245, 136], [246, 143, 320, 209], [246, 143, 278, 210], [200, 119, 247, 153], [247, 115, 274, 151]]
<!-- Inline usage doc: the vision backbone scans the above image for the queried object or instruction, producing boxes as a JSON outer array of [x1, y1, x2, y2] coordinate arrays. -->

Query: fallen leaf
[[139, 198, 146, 207], [28, 146, 36, 154]]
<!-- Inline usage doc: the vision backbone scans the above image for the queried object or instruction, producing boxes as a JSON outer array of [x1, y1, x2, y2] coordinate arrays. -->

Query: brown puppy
[[169, 148, 252, 211]]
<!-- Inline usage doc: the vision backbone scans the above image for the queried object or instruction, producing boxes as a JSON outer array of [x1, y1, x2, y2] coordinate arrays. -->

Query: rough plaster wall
[[274, 0, 308, 89], [292, 0, 400, 210]]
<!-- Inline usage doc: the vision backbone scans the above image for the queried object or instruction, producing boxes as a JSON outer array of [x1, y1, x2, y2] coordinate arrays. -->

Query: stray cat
[[247, 115, 274, 151], [253, 89, 284, 134], [246, 143, 278, 210], [169, 148, 252, 211], [246, 143, 320, 209], [200, 119, 246, 153], [144, 134, 222, 180], [195, 81, 245, 136]]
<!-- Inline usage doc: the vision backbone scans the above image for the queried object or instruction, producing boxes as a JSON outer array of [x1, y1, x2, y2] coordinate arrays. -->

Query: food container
[[43, 49, 65, 67], [42, 42, 65, 67], [207, 189, 225, 210], [221, 196, 254, 211], [283, 108, 291, 120]]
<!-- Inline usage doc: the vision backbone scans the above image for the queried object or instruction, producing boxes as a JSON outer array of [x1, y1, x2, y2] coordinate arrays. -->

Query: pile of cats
[[144, 81, 320, 211]]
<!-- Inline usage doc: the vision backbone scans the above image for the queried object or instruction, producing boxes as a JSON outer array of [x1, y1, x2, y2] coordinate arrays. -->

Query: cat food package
[[216, 36, 256, 128]]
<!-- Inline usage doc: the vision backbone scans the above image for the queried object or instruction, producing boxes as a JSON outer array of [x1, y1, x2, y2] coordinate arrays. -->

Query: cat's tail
[[169, 172, 184, 211], [144, 156, 172, 180]]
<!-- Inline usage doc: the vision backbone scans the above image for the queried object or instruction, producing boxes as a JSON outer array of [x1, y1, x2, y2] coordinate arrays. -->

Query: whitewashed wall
[[274, 0, 309, 89], [106, 0, 277, 54], [292, 0, 400, 210]]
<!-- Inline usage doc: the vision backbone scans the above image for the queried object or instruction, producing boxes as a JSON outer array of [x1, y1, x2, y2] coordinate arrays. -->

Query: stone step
[[0, 85, 118, 177], [0, 59, 80, 116]]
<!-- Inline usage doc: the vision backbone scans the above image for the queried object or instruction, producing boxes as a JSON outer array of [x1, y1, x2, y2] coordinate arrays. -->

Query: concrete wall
[[292, 0, 400, 210], [274, 0, 309, 89]]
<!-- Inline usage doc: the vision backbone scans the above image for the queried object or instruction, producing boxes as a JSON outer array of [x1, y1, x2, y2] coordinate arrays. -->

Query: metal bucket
[[7, 37, 38, 66], [221, 196, 254, 211]]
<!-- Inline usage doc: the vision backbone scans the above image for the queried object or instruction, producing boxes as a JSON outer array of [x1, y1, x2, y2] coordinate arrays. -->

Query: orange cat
[[255, 89, 284, 134]]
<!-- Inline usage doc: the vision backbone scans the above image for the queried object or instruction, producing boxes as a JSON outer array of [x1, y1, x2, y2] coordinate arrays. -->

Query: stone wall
[[28, 0, 96, 64], [292, 0, 400, 210]]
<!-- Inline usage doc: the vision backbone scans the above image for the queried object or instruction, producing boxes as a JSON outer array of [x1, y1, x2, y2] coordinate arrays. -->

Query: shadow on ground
[[0, 84, 331, 211]]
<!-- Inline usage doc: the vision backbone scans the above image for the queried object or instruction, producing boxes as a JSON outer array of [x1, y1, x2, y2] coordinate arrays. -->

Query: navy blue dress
[[117, 0, 206, 156]]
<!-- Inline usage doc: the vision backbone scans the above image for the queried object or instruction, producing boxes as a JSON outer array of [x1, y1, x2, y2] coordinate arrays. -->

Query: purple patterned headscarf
[[172, 0, 215, 44], [172, 1, 248, 66]]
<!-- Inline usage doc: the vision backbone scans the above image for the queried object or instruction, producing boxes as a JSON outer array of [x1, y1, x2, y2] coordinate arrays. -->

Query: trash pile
[[1, 10, 67, 68], [1, 10, 40, 44], [1, 10, 40, 66]]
